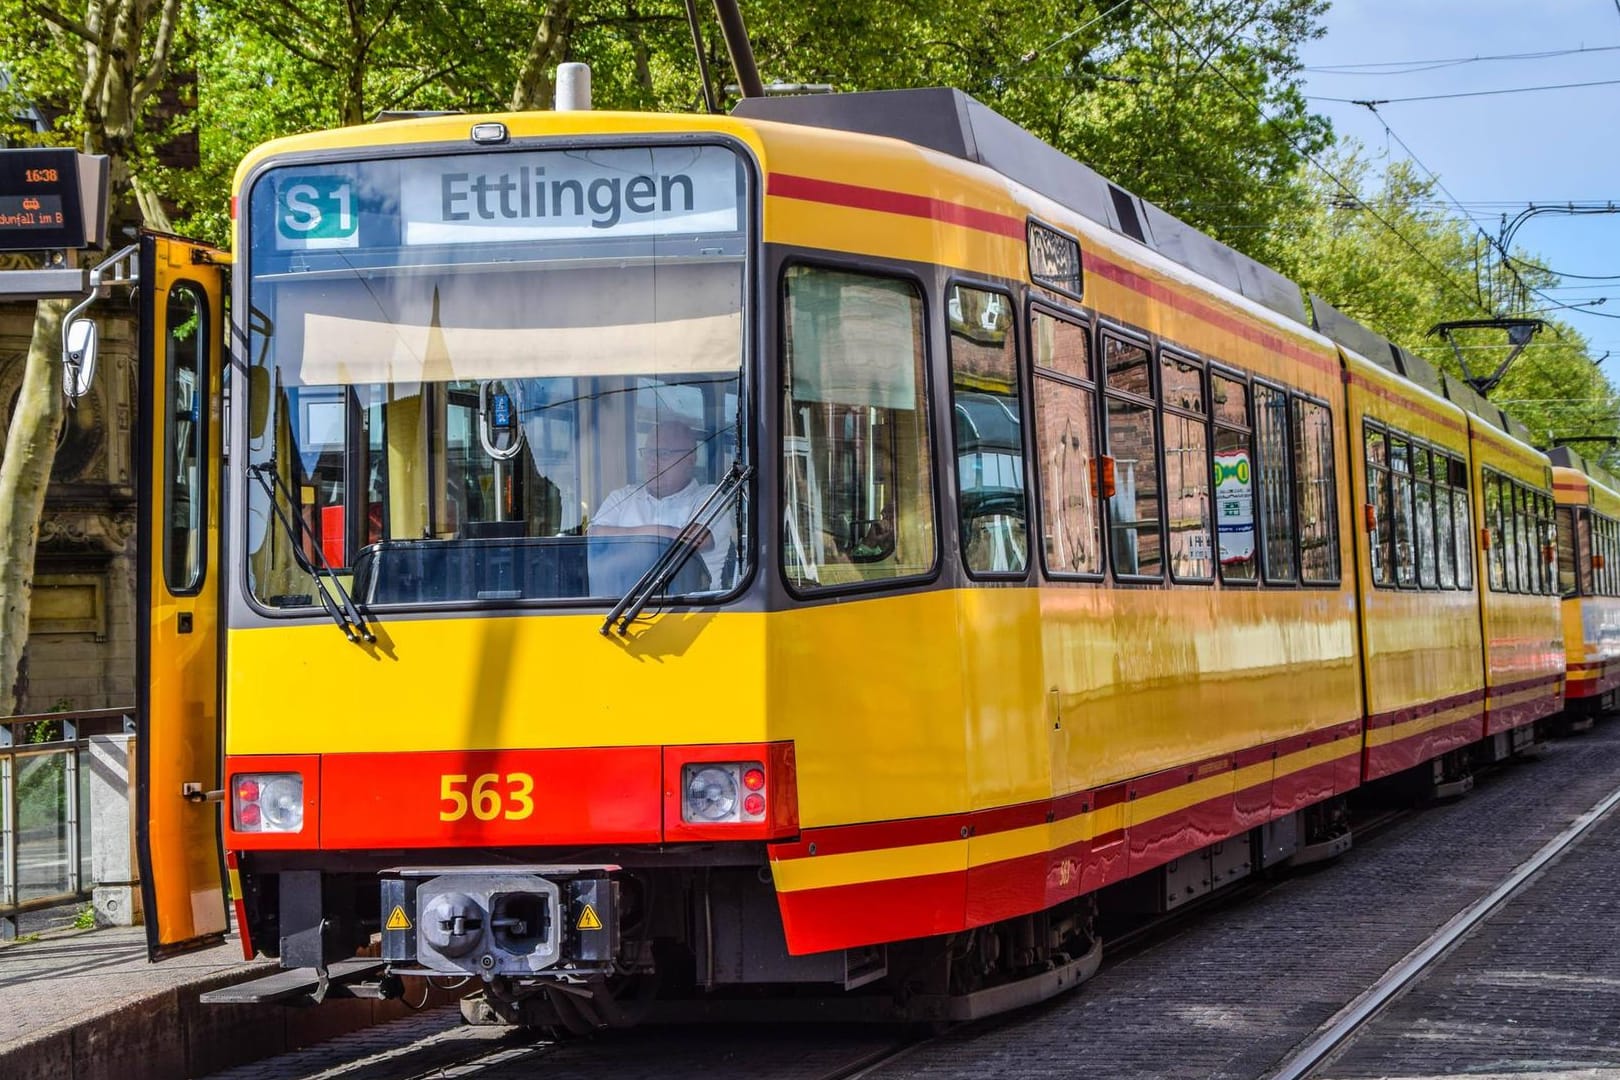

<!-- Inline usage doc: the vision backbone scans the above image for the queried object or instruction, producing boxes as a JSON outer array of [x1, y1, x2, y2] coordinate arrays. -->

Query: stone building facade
[[1, 297, 138, 713]]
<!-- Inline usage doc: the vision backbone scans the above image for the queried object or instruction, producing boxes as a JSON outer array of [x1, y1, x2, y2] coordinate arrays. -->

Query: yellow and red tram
[[124, 85, 1567, 1022], [1551, 445, 1620, 722]]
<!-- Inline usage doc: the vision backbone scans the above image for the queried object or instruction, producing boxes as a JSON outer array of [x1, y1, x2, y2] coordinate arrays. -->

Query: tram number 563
[[439, 773, 535, 821]]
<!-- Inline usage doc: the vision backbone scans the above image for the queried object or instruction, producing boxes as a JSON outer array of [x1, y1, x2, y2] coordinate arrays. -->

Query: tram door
[[134, 233, 228, 959]]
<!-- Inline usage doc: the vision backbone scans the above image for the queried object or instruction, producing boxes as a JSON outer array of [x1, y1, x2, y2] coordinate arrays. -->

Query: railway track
[[1265, 772, 1620, 1080]]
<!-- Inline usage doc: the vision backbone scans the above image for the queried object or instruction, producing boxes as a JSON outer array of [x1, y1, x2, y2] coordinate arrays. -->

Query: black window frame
[[945, 277, 1030, 582], [1251, 377, 1298, 585], [1029, 300, 1104, 583], [1099, 324, 1164, 583], [162, 279, 210, 597], [1210, 363, 1259, 588], [775, 257, 942, 600], [1160, 345, 1214, 585], [1290, 391, 1340, 587]]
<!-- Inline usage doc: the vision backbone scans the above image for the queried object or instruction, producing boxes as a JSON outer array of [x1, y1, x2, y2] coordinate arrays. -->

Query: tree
[[1272, 147, 1620, 468], [0, 0, 184, 714]]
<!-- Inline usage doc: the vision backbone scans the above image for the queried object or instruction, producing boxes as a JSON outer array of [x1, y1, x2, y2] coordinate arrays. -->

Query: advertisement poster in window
[[1214, 448, 1255, 563]]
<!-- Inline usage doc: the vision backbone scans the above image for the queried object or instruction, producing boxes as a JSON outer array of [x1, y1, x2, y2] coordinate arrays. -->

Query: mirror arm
[[61, 242, 140, 403]]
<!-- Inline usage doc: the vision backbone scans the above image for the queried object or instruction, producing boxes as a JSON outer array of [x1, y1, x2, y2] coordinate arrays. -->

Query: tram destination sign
[[0, 149, 109, 252]]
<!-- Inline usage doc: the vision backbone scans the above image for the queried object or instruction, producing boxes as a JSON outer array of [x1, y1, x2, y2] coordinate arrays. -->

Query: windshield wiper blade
[[602, 462, 751, 637], [247, 458, 376, 643]]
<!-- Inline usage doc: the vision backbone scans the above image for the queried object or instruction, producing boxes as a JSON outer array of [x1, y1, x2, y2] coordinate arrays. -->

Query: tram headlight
[[232, 772, 304, 833], [680, 762, 767, 824]]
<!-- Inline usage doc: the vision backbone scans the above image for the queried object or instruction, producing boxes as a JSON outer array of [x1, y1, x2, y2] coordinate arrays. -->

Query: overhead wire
[[1310, 77, 1620, 105], [1304, 42, 1620, 75], [1134, 0, 1494, 318]]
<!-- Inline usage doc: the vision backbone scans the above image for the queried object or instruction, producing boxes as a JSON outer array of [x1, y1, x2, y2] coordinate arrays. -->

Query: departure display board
[[0, 149, 91, 251]]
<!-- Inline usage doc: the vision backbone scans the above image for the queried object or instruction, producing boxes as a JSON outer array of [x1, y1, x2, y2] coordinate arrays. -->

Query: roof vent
[[1109, 185, 1145, 243]]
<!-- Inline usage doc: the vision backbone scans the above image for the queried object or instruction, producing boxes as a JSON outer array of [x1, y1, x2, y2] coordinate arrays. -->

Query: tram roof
[[734, 87, 1531, 445]]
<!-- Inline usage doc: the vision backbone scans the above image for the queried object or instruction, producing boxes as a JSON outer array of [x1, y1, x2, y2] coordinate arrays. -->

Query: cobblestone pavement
[[871, 725, 1620, 1080], [202, 724, 1620, 1080], [1317, 767, 1620, 1077]]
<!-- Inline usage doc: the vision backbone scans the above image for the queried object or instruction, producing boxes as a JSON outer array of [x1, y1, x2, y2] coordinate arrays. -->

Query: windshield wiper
[[247, 457, 376, 644], [602, 461, 752, 637]]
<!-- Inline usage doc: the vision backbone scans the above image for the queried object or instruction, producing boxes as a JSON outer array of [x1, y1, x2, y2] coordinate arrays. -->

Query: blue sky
[[1299, 0, 1620, 380]]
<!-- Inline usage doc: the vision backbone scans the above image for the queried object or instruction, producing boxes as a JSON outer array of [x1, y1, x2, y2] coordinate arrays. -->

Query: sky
[[1298, 0, 1620, 385]]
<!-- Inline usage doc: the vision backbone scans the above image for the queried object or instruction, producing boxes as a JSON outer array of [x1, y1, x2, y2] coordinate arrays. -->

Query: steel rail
[[1267, 777, 1620, 1080]]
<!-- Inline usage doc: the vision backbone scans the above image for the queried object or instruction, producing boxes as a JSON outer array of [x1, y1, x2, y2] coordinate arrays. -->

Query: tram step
[[199, 959, 387, 1005]]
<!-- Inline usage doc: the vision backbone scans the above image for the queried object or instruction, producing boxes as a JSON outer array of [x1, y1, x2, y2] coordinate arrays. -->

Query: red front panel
[[319, 746, 663, 849]]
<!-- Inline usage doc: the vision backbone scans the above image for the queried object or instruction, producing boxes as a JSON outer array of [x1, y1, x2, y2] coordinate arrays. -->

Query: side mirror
[[62, 317, 97, 399]]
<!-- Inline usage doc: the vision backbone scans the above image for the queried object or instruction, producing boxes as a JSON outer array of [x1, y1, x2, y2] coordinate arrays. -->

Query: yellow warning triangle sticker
[[385, 905, 412, 931], [576, 903, 603, 931]]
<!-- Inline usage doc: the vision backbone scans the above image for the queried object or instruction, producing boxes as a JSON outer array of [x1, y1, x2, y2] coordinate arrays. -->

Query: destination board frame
[[0, 149, 108, 252]]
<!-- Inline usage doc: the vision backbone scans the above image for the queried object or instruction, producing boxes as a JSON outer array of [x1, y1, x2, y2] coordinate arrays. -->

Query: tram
[[1550, 446, 1620, 724], [122, 80, 1567, 1026]]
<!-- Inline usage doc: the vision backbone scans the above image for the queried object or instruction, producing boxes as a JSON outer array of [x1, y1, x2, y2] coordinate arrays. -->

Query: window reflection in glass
[[1033, 312, 1100, 576], [949, 286, 1026, 575]]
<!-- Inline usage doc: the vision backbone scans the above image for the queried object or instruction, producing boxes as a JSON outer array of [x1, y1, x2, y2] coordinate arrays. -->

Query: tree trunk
[[509, 1, 574, 111], [0, 300, 68, 715]]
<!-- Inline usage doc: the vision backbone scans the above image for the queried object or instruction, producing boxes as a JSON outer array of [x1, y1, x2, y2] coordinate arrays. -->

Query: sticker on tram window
[[275, 174, 360, 250]]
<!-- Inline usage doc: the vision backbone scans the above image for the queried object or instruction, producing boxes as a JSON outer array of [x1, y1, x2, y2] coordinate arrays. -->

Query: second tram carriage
[[124, 84, 1579, 1024]]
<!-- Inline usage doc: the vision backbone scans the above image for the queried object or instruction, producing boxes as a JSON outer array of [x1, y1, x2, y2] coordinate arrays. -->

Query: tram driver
[[589, 417, 734, 588]]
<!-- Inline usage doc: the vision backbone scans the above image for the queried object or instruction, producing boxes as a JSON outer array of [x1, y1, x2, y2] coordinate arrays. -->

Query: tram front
[[220, 119, 788, 1019]]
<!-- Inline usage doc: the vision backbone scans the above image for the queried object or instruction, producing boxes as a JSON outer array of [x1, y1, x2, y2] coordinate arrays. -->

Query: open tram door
[[133, 232, 230, 959]]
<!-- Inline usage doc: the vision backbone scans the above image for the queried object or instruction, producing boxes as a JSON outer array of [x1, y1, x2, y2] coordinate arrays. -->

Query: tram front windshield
[[241, 144, 748, 610]]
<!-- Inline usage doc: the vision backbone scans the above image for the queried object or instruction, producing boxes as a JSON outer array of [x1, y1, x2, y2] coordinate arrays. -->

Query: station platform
[[0, 914, 435, 1080]]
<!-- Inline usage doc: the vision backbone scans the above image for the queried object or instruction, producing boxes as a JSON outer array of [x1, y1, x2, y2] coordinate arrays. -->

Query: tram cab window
[[241, 143, 750, 609], [1212, 372, 1256, 583], [948, 286, 1026, 576], [1032, 310, 1102, 577], [780, 266, 935, 591]]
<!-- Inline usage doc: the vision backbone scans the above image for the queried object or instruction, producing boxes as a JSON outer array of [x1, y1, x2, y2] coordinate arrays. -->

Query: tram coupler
[[380, 865, 618, 980]]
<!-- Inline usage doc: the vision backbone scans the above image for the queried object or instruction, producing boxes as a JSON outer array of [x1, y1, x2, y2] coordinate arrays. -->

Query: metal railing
[[1, 708, 132, 937]]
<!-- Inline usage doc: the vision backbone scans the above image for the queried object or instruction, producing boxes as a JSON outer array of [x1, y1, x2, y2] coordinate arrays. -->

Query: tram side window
[[949, 285, 1026, 575], [1212, 371, 1257, 583], [1577, 510, 1595, 595], [1484, 473, 1505, 591], [781, 266, 936, 591], [1253, 383, 1296, 582], [1104, 335, 1162, 577], [1390, 437, 1417, 587], [1292, 397, 1338, 584], [1413, 445, 1437, 588], [1032, 310, 1102, 577], [1558, 506, 1579, 596], [1453, 472, 1474, 590], [1435, 455, 1457, 589], [1514, 485, 1532, 593], [1365, 426, 1392, 586], [164, 283, 208, 593], [1163, 352, 1212, 581]]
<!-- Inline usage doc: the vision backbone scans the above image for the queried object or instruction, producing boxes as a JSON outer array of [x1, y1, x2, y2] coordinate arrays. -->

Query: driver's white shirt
[[593, 479, 733, 586]]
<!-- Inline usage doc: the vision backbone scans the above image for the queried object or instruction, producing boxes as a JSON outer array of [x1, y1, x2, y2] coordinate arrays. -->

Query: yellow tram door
[[134, 232, 229, 959]]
